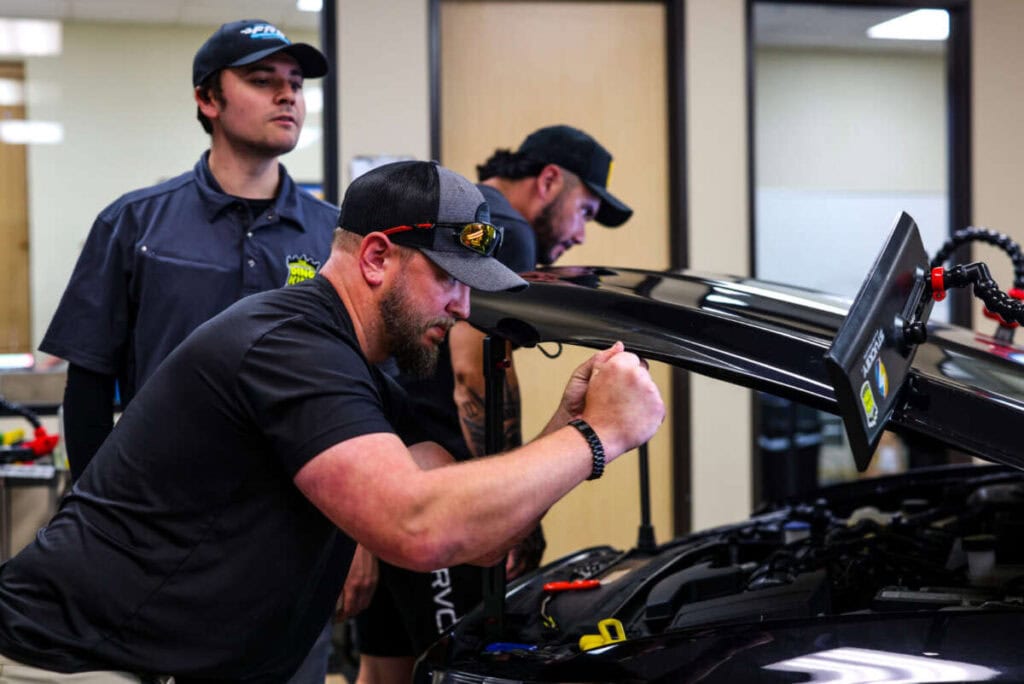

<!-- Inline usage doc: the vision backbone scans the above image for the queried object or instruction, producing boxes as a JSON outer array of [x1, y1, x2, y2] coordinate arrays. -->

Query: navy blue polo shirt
[[40, 152, 337, 405], [479, 184, 535, 273]]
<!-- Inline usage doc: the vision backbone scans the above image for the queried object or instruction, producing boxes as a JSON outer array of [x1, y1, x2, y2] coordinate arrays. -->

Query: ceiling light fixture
[[0, 18, 62, 56], [0, 120, 64, 145], [867, 9, 949, 41], [297, 0, 323, 12]]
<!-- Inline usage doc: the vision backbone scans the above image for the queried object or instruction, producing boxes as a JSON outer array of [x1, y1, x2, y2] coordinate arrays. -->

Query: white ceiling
[[755, 3, 946, 54], [0, 0, 319, 31], [0, 1, 944, 54]]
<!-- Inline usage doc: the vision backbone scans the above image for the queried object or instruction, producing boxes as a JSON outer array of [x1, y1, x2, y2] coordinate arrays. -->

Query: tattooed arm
[[450, 321, 545, 576], [449, 321, 523, 457]]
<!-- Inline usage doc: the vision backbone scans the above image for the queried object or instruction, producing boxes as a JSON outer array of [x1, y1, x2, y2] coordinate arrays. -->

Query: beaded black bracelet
[[569, 418, 605, 480]]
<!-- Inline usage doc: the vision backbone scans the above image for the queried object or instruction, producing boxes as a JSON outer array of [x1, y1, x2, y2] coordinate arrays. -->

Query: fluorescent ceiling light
[[867, 9, 949, 41], [0, 18, 62, 56], [297, 0, 323, 11], [0, 120, 64, 145]]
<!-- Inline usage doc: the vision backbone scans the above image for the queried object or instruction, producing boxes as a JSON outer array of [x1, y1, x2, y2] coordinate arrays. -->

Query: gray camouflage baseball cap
[[337, 161, 528, 292]]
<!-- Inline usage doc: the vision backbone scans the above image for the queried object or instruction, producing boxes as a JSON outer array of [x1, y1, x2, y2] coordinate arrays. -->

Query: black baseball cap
[[193, 19, 329, 86], [338, 161, 528, 293], [517, 125, 633, 227]]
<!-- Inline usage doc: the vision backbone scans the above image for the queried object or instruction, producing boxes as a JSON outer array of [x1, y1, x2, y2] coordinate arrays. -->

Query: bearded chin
[[380, 287, 442, 379], [533, 195, 561, 266], [393, 337, 440, 379]]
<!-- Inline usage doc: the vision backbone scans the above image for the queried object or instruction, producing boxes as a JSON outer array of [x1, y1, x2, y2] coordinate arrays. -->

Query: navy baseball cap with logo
[[338, 161, 528, 293], [518, 125, 633, 227], [193, 19, 329, 86]]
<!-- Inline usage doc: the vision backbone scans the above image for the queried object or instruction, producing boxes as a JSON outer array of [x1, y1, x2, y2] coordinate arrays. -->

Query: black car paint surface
[[415, 266, 1024, 683]]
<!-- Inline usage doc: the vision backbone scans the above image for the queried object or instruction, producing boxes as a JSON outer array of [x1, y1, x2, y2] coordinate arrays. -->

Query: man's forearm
[[451, 323, 522, 457], [297, 345, 665, 573], [297, 427, 595, 573], [63, 364, 116, 480], [457, 376, 522, 457]]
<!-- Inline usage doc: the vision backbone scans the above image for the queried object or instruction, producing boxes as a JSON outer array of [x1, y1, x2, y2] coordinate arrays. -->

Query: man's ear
[[535, 163, 564, 202], [195, 86, 219, 119], [358, 233, 395, 287]]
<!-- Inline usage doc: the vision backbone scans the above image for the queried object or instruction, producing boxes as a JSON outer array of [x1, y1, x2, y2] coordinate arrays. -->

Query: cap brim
[[420, 249, 528, 292], [229, 42, 329, 78], [585, 182, 633, 227]]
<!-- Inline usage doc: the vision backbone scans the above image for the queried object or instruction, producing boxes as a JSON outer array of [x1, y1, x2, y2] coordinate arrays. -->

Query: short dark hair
[[475, 149, 547, 182], [195, 71, 224, 135]]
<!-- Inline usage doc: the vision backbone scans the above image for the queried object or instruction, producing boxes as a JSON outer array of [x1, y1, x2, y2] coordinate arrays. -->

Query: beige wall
[[685, 0, 753, 529], [26, 22, 323, 352], [337, 0, 430, 191], [973, 0, 1024, 308], [753, 46, 950, 311], [438, 0, 673, 561], [757, 47, 946, 192]]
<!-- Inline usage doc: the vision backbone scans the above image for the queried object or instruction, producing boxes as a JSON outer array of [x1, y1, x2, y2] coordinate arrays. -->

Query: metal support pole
[[637, 442, 656, 552], [481, 335, 508, 640]]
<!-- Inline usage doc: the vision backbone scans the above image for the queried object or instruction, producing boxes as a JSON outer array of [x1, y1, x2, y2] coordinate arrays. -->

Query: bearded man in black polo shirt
[[0, 161, 664, 683]]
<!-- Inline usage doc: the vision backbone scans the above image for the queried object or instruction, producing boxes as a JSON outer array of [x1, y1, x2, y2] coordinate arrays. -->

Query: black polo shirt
[[0, 276, 402, 682], [40, 152, 337, 405]]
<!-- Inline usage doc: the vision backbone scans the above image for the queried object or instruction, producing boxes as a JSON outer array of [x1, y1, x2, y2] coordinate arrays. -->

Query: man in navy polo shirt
[[38, 19, 339, 683], [40, 19, 336, 482]]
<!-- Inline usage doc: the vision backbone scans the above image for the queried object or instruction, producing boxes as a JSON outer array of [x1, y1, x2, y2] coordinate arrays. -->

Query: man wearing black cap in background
[[0, 161, 664, 683], [37, 19, 340, 682], [354, 126, 633, 684]]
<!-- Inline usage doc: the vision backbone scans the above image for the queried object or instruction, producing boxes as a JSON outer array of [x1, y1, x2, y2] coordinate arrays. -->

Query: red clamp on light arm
[[983, 287, 1024, 328], [25, 426, 59, 457], [982, 308, 1019, 328], [930, 267, 947, 302]]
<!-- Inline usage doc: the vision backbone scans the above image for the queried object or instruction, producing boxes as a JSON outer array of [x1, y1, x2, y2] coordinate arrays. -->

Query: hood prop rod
[[637, 441, 657, 553], [482, 334, 508, 641]]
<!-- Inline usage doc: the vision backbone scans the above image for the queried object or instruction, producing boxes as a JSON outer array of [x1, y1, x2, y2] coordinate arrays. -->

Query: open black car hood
[[467, 265, 1024, 471]]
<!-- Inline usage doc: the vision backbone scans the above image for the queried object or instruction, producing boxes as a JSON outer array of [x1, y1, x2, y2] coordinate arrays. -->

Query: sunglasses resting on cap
[[382, 222, 503, 258]]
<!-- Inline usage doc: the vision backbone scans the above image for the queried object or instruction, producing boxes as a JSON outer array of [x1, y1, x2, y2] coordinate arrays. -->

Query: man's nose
[[274, 82, 296, 104], [572, 224, 587, 245], [448, 282, 471, 319]]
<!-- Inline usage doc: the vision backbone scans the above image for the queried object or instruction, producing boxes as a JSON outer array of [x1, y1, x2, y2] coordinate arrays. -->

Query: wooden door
[[0, 62, 30, 352], [441, 0, 672, 560]]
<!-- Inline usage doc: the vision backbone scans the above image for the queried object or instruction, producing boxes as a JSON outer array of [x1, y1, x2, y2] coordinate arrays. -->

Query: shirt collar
[[194, 151, 309, 230]]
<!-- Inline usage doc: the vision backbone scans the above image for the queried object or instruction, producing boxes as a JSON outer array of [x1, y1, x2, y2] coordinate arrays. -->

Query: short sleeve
[[40, 213, 134, 374], [493, 217, 536, 273], [238, 318, 397, 475]]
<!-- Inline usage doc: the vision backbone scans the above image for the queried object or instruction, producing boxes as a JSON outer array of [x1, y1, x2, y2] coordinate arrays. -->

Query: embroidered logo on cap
[[285, 254, 320, 286], [240, 24, 290, 43]]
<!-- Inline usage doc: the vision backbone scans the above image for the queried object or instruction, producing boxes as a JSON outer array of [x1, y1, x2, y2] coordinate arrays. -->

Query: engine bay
[[479, 466, 1024, 655]]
